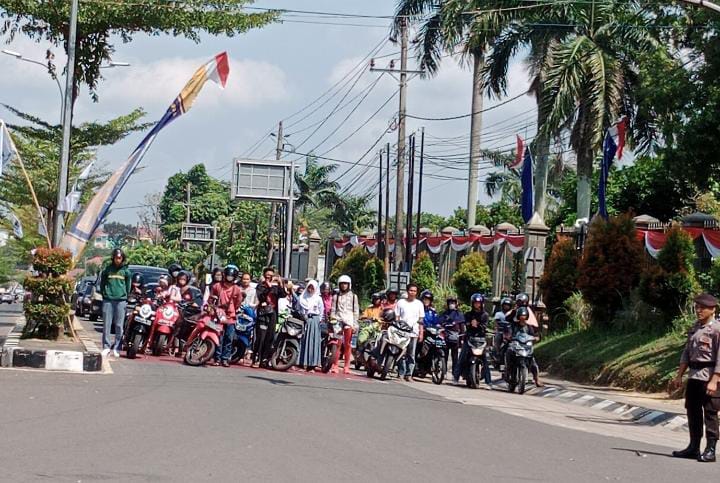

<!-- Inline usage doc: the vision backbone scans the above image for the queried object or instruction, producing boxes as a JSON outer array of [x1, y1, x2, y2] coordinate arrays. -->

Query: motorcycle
[[184, 308, 225, 366], [504, 332, 535, 394], [320, 320, 344, 373], [125, 299, 155, 359], [414, 325, 447, 385], [230, 307, 256, 365], [365, 319, 413, 381], [147, 300, 181, 356], [172, 302, 202, 357], [353, 318, 380, 370], [269, 313, 305, 371], [463, 336, 489, 389]]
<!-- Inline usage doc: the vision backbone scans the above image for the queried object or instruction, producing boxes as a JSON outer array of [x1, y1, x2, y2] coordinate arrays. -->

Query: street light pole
[[53, 0, 79, 247], [2, 49, 64, 124]]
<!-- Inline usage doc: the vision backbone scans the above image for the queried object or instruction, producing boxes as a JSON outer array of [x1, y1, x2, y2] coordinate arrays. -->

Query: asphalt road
[[0, 303, 21, 346], [0, 354, 716, 482]]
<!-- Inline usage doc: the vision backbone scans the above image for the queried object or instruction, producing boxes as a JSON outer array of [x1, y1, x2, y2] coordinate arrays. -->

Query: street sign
[[231, 159, 292, 202], [181, 223, 215, 243], [387, 271, 411, 292]]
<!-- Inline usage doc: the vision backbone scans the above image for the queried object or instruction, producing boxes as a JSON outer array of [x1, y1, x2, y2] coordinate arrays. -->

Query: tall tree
[[294, 155, 340, 215], [0, 1, 278, 100], [102, 221, 135, 248]]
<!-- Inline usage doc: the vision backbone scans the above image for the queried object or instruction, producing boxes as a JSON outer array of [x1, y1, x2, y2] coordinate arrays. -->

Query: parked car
[[89, 265, 170, 320], [1, 292, 14, 304], [71, 277, 95, 310], [76, 283, 95, 318]]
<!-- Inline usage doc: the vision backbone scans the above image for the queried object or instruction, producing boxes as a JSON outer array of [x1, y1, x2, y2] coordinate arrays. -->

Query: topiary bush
[[411, 252, 436, 293], [23, 248, 73, 340], [452, 252, 492, 304], [539, 239, 579, 320], [639, 225, 699, 322], [577, 214, 644, 325], [363, 256, 386, 297], [330, 246, 371, 295]]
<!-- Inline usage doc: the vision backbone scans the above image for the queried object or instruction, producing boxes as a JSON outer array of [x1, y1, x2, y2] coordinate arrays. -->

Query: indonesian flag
[[175, 52, 230, 114], [509, 135, 525, 168], [608, 116, 627, 159]]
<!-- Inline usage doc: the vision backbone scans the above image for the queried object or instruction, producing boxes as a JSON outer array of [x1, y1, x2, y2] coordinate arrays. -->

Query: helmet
[[501, 297, 513, 307], [516, 293, 530, 306], [158, 274, 170, 285], [338, 275, 351, 285], [381, 308, 396, 323], [111, 248, 126, 262], [167, 263, 182, 277], [516, 306, 530, 319], [371, 292, 382, 303], [471, 293, 485, 305], [224, 265, 239, 280], [131, 273, 144, 285], [320, 282, 332, 293], [446, 296, 458, 303], [176, 270, 191, 284], [420, 290, 434, 301]]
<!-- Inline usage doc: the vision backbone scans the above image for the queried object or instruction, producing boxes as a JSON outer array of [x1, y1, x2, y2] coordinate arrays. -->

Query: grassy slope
[[535, 328, 685, 393]]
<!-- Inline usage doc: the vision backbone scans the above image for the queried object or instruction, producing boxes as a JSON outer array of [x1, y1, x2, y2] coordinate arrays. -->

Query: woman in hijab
[[297, 280, 324, 372]]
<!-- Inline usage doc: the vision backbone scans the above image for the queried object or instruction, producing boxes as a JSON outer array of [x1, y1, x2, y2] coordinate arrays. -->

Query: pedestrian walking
[[671, 293, 720, 462], [100, 248, 131, 359], [297, 280, 323, 372], [396, 283, 425, 382], [254, 267, 287, 367]]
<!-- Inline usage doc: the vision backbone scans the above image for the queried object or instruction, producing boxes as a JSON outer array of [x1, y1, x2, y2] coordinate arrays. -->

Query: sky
[[0, 0, 537, 228]]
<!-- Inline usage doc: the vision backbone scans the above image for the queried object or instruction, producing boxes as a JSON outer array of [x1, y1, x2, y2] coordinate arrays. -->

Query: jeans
[[102, 300, 127, 351], [453, 341, 492, 384], [397, 337, 418, 377], [216, 323, 236, 362]]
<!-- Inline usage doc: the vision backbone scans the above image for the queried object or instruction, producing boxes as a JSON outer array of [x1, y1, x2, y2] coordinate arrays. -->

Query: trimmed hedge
[[23, 248, 73, 340]]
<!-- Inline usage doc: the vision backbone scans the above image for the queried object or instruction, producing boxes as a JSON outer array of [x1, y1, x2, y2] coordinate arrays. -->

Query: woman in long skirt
[[297, 280, 323, 372]]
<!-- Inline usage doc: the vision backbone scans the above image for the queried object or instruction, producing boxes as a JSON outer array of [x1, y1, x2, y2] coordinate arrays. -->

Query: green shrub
[[452, 252, 492, 304], [558, 292, 591, 333], [639, 226, 699, 321], [411, 252, 436, 293], [32, 247, 72, 276], [24, 248, 72, 340], [577, 214, 644, 324], [363, 256, 386, 296], [539, 239, 579, 320], [330, 247, 386, 298]]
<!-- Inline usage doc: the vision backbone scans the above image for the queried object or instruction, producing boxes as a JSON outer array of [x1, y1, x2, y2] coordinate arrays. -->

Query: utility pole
[[405, 134, 415, 272], [184, 182, 191, 250], [466, 53, 485, 229], [396, 19, 408, 271], [52, 0, 79, 247], [415, 128, 425, 258], [283, 159, 295, 278], [384, 142, 391, 278], [266, 120, 283, 267], [377, 150, 384, 260]]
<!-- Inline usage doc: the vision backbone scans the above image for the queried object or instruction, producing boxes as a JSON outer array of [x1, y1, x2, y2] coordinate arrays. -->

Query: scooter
[[504, 332, 535, 394], [462, 336, 489, 389], [365, 319, 413, 381], [147, 300, 181, 356], [184, 307, 226, 366], [414, 325, 447, 385], [269, 313, 305, 371], [320, 320, 344, 373], [172, 302, 202, 357], [230, 306, 256, 365], [353, 318, 380, 370], [125, 299, 155, 359]]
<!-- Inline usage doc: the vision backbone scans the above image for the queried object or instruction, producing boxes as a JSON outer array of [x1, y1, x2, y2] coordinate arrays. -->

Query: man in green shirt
[[100, 248, 131, 358]]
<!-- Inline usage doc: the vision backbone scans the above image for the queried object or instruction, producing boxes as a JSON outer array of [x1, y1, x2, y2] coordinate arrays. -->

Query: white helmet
[[338, 275, 352, 287]]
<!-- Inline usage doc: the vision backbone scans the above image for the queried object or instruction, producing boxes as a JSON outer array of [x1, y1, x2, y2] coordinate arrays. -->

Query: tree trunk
[[467, 52, 485, 229], [576, 144, 594, 221], [532, 87, 550, 222]]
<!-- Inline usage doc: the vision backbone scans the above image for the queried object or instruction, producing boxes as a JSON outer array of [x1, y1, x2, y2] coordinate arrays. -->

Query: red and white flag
[[608, 116, 627, 159], [509, 134, 525, 168]]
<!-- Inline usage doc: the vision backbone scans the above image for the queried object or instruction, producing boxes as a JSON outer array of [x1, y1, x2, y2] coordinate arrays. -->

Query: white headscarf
[[299, 279, 322, 314]]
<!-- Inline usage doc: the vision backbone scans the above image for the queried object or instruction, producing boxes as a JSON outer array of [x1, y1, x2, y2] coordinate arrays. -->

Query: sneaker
[[113, 349, 120, 358], [222, 360, 230, 367], [101, 348, 110, 358], [404, 375, 412, 382], [453, 376, 460, 385]]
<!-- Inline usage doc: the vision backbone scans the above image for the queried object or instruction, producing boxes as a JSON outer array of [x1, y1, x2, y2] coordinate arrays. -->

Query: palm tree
[[332, 194, 376, 234], [294, 155, 340, 214]]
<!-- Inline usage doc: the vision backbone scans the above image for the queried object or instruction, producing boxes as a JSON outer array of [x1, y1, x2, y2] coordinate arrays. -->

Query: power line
[[406, 90, 530, 121]]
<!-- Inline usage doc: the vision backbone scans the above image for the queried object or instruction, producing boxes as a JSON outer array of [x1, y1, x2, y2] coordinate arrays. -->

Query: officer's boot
[[672, 438, 701, 459], [698, 439, 717, 462]]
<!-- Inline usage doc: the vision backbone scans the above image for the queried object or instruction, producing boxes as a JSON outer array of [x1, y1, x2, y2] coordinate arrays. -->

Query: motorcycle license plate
[[158, 320, 173, 326], [259, 324, 268, 330], [134, 316, 151, 325], [205, 321, 220, 331], [351, 334, 357, 348], [435, 340, 445, 347]]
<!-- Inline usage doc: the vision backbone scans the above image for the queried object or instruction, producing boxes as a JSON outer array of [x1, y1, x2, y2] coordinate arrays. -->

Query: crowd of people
[[97, 248, 543, 387]]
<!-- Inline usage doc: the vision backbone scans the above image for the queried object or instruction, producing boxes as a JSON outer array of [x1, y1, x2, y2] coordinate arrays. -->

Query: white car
[[1, 293, 14, 304]]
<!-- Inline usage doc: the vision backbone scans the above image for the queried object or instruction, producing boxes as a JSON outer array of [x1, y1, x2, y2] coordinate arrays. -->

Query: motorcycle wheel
[[271, 340, 298, 371], [184, 339, 216, 366], [321, 345, 337, 373], [230, 340, 247, 365], [380, 354, 395, 381], [126, 332, 143, 359], [518, 364, 528, 395], [153, 334, 168, 357], [466, 361, 479, 389], [366, 358, 376, 378], [354, 344, 366, 370], [431, 356, 446, 385]]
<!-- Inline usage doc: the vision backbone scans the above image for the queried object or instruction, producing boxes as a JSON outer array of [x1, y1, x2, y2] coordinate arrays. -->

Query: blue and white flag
[[520, 146, 534, 224], [598, 131, 618, 220], [0, 120, 18, 177]]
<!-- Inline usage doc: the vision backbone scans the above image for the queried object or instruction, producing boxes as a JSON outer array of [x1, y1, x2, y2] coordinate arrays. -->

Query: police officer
[[671, 293, 720, 463]]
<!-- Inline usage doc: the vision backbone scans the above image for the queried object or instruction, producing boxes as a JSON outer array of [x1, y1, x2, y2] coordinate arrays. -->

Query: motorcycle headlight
[[471, 347, 484, 356], [287, 326, 300, 337], [139, 304, 153, 319]]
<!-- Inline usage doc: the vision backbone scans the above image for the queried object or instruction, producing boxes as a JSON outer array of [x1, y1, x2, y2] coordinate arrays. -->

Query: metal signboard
[[181, 223, 215, 242], [231, 159, 292, 202], [387, 271, 411, 292]]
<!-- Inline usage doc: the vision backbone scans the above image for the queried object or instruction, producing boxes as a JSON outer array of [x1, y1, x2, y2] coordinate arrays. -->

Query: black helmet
[[177, 270, 191, 284], [420, 290, 434, 301], [168, 263, 182, 277], [471, 293, 485, 305], [131, 272, 144, 285], [501, 297, 513, 307], [516, 306, 530, 319], [371, 292, 382, 303], [516, 293, 530, 306], [320, 282, 332, 293], [381, 308, 396, 323], [111, 248, 126, 263], [224, 265, 239, 280], [446, 296, 458, 303]]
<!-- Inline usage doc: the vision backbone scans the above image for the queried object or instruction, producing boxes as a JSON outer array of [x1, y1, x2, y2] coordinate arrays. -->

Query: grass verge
[[535, 327, 685, 393]]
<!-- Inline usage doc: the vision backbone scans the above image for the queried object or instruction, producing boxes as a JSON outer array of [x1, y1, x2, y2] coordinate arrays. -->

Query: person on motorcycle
[[396, 283, 425, 382], [203, 267, 223, 305], [358, 293, 384, 353], [505, 306, 543, 387], [329, 274, 359, 374], [508, 292, 539, 328], [420, 290, 440, 328], [453, 293, 492, 387], [382, 288, 399, 311], [320, 282, 333, 321], [254, 267, 288, 367], [176, 270, 200, 307], [155, 274, 173, 302], [129, 273, 145, 300], [167, 263, 183, 285], [212, 265, 244, 367], [240, 272, 258, 310], [493, 297, 513, 363], [440, 296, 464, 372]]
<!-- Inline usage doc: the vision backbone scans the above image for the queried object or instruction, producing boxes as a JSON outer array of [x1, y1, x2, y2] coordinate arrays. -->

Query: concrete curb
[[528, 385, 688, 432], [0, 316, 102, 373]]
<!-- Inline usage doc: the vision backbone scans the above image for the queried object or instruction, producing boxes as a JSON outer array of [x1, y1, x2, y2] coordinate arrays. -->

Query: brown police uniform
[[680, 319, 720, 443]]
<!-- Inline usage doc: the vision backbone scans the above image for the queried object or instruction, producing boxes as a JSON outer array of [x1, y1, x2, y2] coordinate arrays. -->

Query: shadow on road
[[246, 375, 295, 385], [612, 447, 673, 459]]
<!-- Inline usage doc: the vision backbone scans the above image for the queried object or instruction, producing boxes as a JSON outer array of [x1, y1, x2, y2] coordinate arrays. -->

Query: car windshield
[[84, 285, 94, 296], [128, 266, 169, 285]]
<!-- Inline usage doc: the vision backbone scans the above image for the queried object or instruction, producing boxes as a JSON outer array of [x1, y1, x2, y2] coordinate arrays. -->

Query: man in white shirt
[[395, 283, 425, 382]]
